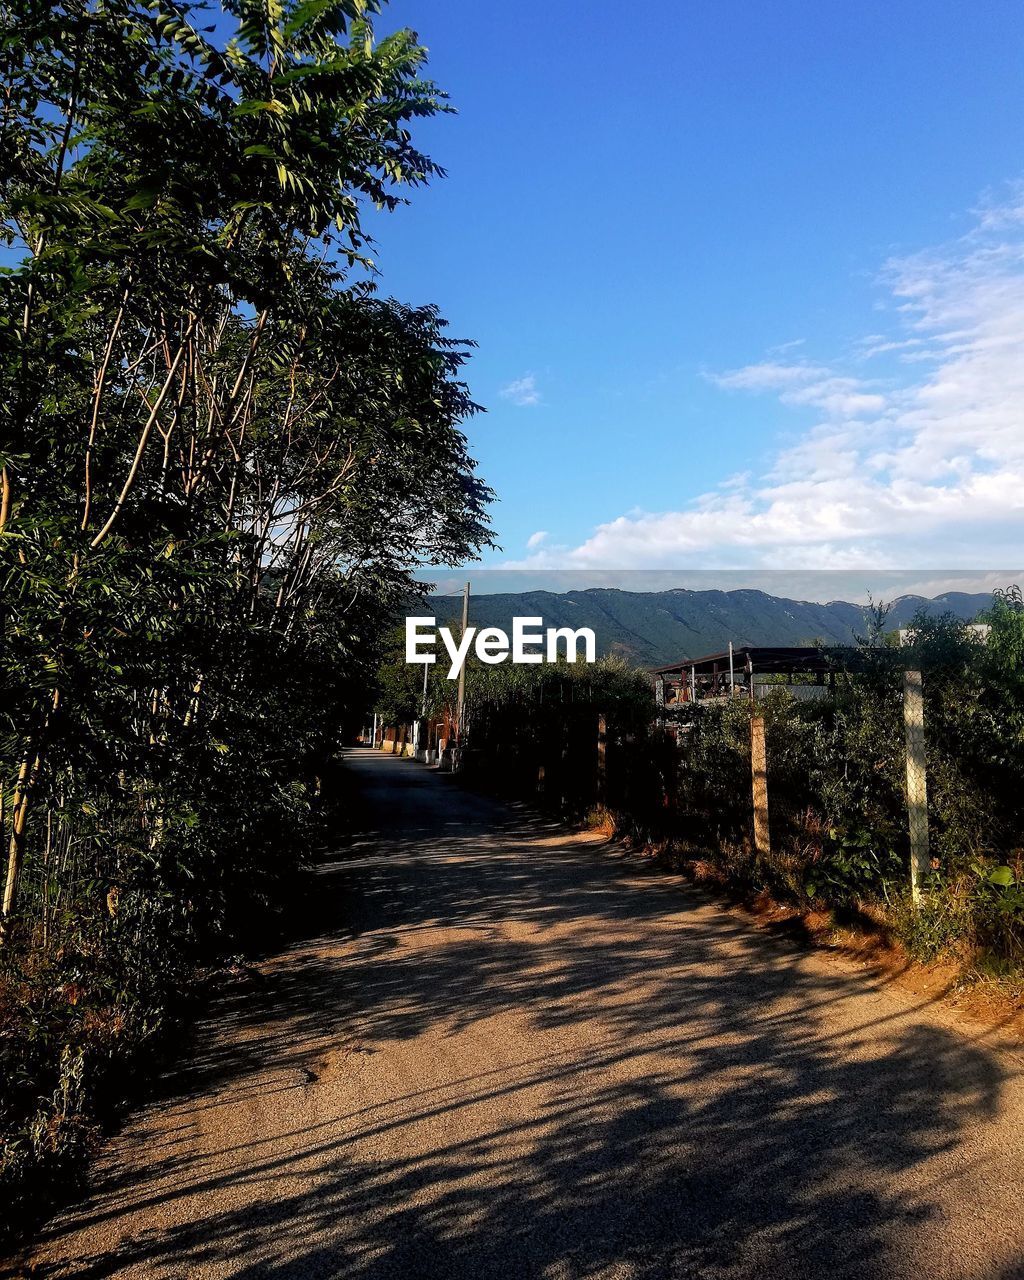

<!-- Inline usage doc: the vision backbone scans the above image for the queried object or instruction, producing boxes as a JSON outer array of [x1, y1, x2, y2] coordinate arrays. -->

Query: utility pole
[[413, 661, 429, 760], [456, 580, 470, 742]]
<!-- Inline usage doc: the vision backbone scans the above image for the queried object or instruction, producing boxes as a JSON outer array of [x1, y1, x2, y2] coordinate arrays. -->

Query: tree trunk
[[2, 752, 39, 929]]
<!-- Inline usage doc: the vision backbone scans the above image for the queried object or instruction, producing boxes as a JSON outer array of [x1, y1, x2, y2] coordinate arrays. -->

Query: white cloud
[[972, 180, 1024, 231], [712, 364, 887, 419], [500, 373, 541, 407], [526, 530, 549, 549], [782, 377, 887, 419], [856, 336, 925, 359], [506, 189, 1024, 570], [708, 362, 828, 392]]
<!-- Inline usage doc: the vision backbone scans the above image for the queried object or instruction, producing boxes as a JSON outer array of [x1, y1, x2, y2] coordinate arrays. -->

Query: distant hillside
[[426, 588, 994, 667]]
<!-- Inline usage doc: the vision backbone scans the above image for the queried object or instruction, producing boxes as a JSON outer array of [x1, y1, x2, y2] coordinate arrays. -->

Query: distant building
[[651, 645, 833, 709], [897, 623, 991, 645]]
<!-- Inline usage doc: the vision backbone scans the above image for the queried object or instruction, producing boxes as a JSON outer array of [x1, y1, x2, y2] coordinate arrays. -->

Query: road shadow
[[22, 750, 1022, 1280]]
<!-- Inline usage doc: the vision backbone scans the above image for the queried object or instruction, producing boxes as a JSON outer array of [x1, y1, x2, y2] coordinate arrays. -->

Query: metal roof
[[651, 645, 834, 677]]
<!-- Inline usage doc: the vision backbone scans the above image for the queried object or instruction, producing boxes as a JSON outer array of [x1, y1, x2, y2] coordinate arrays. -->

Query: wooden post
[[903, 669, 930, 904], [596, 713, 607, 805], [751, 714, 770, 858]]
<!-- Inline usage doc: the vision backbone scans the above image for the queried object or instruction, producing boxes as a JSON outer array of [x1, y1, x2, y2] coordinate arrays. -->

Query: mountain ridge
[[425, 587, 993, 667]]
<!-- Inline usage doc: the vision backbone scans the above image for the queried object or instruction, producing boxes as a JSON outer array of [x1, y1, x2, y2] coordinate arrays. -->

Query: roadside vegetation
[[0, 0, 490, 1239], [661, 593, 1024, 968], [374, 591, 1024, 977]]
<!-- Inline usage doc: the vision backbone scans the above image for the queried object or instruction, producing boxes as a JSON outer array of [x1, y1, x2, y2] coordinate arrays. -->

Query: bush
[[659, 601, 1024, 965]]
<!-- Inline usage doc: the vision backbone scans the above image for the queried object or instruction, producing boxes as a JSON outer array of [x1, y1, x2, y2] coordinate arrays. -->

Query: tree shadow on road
[[25, 752, 1021, 1280]]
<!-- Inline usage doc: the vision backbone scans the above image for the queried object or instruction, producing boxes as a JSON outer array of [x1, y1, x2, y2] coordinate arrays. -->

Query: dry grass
[[620, 831, 1024, 1046]]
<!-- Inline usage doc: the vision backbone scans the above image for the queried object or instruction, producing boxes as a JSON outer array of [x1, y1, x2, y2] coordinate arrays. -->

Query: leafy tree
[[0, 0, 490, 1229]]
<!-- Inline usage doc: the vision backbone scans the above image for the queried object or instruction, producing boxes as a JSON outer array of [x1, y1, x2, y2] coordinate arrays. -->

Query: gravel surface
[[12, 748, 1024, 1279]]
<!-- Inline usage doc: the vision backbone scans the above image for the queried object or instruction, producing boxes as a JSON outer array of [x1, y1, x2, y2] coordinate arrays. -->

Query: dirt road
[[17, 749, 1024, 1279]]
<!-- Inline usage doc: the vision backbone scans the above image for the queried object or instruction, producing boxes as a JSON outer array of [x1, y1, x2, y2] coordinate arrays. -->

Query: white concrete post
[[903, 669, 930, 904]]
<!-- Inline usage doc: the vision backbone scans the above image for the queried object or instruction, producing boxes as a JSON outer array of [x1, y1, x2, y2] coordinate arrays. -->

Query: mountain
[[425, 588, 994, 667]]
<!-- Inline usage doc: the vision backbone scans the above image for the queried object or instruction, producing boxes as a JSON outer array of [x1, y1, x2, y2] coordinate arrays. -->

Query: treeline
[[0, 0, 489, 1231]]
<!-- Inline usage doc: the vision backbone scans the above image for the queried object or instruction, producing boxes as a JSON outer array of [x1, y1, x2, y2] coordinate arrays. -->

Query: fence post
[[903, 669, 930, 904], [751, 714, 770, 858], [596, 713, 607, 805]]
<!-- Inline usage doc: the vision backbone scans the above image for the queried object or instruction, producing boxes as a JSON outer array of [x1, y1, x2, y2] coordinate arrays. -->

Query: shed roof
[[651, 645, 834, 677]]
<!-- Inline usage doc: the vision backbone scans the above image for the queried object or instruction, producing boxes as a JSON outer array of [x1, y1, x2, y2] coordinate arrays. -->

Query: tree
[[0, 0, 490, 1225]]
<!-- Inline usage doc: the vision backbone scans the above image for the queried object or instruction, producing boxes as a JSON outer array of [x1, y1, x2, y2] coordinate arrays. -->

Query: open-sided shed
[[652, 645, 834, 708]]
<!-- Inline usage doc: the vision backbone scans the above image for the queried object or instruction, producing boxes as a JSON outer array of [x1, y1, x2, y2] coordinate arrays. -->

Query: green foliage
[[664, 604, 1024, 959], [803, 827, 902, 905], [0, 0, 490, 1238], [437, 595, 1024, 968], [425, 653, 657, 820]]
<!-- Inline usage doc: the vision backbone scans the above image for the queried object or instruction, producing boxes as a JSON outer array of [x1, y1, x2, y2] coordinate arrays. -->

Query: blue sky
[[366, 1, 1024, 576]]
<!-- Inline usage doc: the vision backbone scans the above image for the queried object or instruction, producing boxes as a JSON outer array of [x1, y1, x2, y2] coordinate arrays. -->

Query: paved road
[[16, 749, 1024, 1279]]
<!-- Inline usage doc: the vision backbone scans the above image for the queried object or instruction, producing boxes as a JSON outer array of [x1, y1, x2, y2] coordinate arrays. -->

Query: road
[[16, 748, 1024, 1279]]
